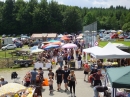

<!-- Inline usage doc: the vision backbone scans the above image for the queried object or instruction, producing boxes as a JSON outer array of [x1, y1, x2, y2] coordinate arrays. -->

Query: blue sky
[[0, 0, 129, 8], [47, 0, 130, 8]]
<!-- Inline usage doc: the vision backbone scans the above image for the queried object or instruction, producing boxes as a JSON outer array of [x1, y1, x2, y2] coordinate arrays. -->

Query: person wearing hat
[[0, 76, 8, 87], [93, 86, 108, 97]]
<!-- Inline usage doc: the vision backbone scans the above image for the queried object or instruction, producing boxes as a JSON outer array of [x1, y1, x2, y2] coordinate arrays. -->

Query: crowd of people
[[1, 34, 130, 97]]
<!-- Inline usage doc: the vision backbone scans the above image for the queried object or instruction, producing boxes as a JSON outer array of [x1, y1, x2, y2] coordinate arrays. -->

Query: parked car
[[126, 36, 130, 39], [118, 35, 124, 39], [111, 33, 118, 39], [14, 59, 33, 67], [100, 36, 110, 41], [2, 34, 6, 38], [28, 41, 40, 47], [15, 42, 23, 48], [1, 44, 17, 50]]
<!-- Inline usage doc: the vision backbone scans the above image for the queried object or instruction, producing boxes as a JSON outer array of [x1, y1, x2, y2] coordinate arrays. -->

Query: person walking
[[48, 69, 54, 79], [77, 53, 82, 69], [68, 70, 77, 97], [48, 76, 53, 94], [63, 66, 70, 92], [92, 69, 103, 86], [55, 67, 64, 91], [58, 54, 64, 68], [83, 62, 90, 81], [30, 68, 38, 85]]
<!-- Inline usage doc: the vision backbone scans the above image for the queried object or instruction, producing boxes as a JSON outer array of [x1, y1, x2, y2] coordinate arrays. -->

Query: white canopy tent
[[91, 42, 130, 59], [83, 46, 102, 62], [83, 46, 102, 53]]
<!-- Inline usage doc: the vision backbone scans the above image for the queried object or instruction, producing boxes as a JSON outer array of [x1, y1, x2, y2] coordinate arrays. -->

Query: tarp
[[83, 46, 102, 53], [91, 42, 130, 59], [106, 66, 130, 88]]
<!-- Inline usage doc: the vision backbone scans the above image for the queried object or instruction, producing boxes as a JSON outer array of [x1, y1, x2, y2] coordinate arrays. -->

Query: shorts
[[49, 85, 53, 90], [57, 80, 62, 84], [64, 79, 68, 83], [84, 71, 88, 74]]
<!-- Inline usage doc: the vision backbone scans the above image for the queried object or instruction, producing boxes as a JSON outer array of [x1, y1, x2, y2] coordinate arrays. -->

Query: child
[[48, 76, 53, 94]]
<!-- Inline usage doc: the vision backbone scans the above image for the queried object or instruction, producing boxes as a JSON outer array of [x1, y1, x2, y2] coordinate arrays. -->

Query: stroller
[[11, 72, 20, 83]]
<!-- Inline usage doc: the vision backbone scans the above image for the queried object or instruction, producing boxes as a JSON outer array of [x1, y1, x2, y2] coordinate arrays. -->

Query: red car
[[111, 33, 118, 39]]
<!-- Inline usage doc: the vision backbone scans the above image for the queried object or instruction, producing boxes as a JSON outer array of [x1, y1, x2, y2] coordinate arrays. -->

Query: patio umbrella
[[48, 40, 60, 43], [61, 36, 70, 40], [31, 49, 44, 53], [58, 34, 63, 38], [62, 43, 77, 49], [44, 44, 60, 49], [0, 83, 26, 97], [76, 36, 83, 39], [42, 42, 61, 48]]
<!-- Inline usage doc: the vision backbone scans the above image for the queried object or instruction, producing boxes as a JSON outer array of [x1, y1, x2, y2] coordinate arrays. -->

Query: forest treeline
[[0, 0, 130, 34]]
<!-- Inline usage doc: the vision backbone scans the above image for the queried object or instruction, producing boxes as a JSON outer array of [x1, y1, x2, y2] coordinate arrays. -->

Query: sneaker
[[65, 89, 67, 92]]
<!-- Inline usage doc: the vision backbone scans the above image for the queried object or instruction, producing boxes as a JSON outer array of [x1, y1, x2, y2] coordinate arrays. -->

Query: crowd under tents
[[105, 66, 130, 97]]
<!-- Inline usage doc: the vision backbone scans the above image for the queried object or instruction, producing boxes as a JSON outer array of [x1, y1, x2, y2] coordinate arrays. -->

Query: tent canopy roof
[[83, 46, 102, 53], [106, 66, 130, 88], [91, 42, 130, 59]]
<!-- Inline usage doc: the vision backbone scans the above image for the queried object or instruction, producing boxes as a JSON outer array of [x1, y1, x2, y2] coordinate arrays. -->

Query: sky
[[0, 0, 129, 9], [47, 0, 130, 8]]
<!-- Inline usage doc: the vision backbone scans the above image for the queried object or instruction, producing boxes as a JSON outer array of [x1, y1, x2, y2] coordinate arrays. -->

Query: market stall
[[105, 66, 130, 97], [91, 42, 130, 59]]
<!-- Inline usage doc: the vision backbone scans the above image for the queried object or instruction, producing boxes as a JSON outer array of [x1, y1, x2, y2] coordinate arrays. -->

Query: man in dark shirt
[[93, 86, 108, 97], [48, 69, 54, 79], [92, 69, 103, 86], [55, 67, 63, 91], [63, 66, 70, 92], [30, 68, 38, 85]]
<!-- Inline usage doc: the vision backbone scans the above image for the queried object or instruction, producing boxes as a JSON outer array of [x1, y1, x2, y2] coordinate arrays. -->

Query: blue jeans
[[59, 61, 63, 68], [93, 87, 98, 97]]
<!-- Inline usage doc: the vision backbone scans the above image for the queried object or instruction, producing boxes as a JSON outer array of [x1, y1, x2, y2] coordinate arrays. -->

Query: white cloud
[[47, 0, 130, 8], [0, 0, 129, 8]]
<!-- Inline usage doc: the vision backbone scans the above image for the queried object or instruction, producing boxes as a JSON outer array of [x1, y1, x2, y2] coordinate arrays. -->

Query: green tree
[[63, 7, 82, 33]]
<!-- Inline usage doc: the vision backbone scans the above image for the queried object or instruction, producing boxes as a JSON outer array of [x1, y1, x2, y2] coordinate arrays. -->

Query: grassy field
[[0, 45, 29, 58], [99, 41, 130, 47]]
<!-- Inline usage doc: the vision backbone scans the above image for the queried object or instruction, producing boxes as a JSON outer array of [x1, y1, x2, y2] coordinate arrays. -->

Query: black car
[[28, 41, 40, 47], [14, 59, 33, 67]]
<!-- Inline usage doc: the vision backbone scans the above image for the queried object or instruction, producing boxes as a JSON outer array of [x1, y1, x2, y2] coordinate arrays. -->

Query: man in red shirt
[[92, 69, 103, 86]]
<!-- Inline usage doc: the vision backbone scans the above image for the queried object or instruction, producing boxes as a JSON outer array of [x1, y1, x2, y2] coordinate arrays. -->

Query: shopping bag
[[42, 78, 49, 86]]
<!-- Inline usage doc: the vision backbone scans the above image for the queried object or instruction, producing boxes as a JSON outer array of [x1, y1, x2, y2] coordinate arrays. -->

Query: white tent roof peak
[[91, 42, 130, 59]]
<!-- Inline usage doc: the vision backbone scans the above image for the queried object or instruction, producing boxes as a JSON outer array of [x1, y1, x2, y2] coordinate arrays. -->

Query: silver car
[[1, 44, 17, 50]]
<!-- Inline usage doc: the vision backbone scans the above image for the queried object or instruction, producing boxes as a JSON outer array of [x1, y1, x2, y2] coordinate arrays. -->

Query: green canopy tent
[[106, 66, 130, 88], [106, 66, 130, 97]]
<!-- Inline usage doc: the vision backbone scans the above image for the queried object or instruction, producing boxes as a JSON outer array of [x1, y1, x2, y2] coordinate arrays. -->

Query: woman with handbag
[[67, 70, 77, 97]]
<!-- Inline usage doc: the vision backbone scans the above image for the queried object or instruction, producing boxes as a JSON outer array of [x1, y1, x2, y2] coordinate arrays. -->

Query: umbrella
[[44, 44, 60, 49], [42, 42, 61, 48], [76, 36, 83, 39], [31, 49, 44, 53], [61, 36, 70, 40], [30, 46, 38, 51], [58, 34, 63, 38], [0, 83, 26, 97], [48, 40, 60, 43], [62, 43, 77, 48]]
